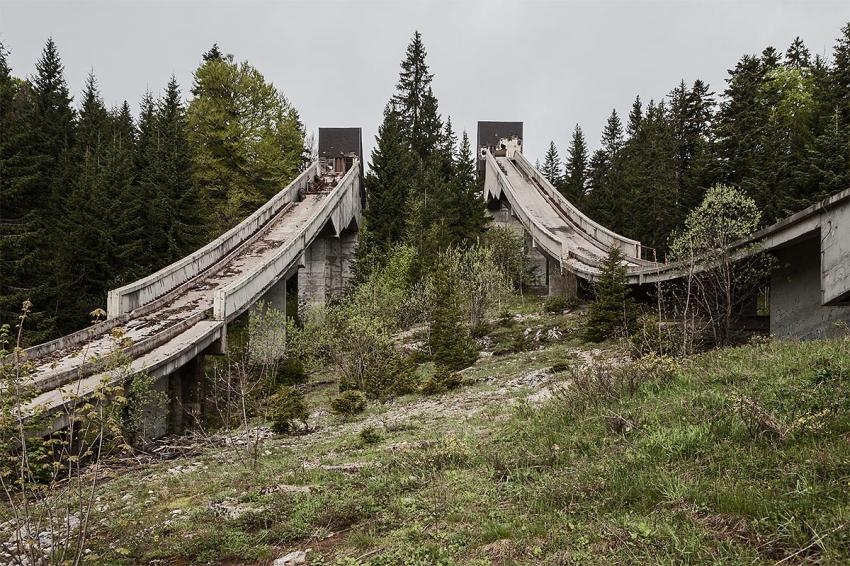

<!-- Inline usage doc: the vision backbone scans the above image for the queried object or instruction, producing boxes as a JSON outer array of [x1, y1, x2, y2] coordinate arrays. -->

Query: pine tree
[[1, 38, 76, 339], [391, 31, 442, 162], [151, 77, 205, 265], [563, 124, 589, 204], [56, 73, 113, 330], [357, 104, 415, 273], [541, 140, 562, 186], [627, 95, 643, 138], [584, 247, 636, 342]]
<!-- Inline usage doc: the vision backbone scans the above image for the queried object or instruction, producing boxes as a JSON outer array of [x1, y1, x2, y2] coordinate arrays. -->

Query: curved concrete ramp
[[483, 149, 657, 280], [13, 160, 362, 428]]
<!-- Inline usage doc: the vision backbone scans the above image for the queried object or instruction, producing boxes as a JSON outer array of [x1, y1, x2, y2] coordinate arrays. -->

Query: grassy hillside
[[76, 309, 850, 564]]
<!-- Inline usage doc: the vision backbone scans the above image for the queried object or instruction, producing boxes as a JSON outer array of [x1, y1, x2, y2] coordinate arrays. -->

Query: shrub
[[330, 390, 367, 416], [629, 314, 686, 358], [274, 356, 307, 386], [358, 426, 382, 445], [421, 367, 462, 395], [560, 354, 678, 414], [551, 361, 571, 373], [268, 386, 308, 434], [544, 294, 574, 313], [486, 226, 533, 290]]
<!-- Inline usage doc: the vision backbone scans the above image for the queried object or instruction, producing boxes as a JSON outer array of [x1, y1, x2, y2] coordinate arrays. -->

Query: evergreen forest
[[2, 24, 850, 343]]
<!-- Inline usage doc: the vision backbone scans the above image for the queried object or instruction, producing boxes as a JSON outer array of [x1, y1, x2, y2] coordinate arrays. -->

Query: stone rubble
[[273, 548, 310, 565]]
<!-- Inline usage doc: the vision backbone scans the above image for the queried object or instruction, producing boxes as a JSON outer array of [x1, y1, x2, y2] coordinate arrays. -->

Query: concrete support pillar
[[526, 235, 548, 289], [144, 375, 170, 440], [298, 230, 358, 309], [547, 257, 577, 299], [770, 237, 850, 339], [263, 276, 287, 313], [340, 230, 357, 291], [167, 355, 204, 435]]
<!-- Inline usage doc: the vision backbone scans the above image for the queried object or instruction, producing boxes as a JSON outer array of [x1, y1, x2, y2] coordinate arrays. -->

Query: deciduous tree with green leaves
[[188, 50, 303, 234]]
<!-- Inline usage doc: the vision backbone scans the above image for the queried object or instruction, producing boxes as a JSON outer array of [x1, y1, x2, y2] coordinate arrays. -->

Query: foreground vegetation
[[57, 305, 850, 564]]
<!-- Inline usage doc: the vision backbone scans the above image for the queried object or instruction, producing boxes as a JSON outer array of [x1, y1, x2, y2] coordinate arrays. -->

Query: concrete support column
[[298, 230, 358, 309], [299, 235, 328, 308], [339, 230, 357, 294], [547, 257, 577, 299], [263, 276, 287, 313], [167, 354, 204, 435]]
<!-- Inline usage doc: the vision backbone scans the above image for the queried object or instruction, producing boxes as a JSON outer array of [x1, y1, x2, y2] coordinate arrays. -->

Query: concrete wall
[[770, 236, 850, 339], [822, 201, 850, 304], [298, 227, 357, 309]]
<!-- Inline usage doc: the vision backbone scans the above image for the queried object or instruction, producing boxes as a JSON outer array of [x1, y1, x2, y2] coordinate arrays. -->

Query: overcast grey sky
[[2, 1, 849, 164]]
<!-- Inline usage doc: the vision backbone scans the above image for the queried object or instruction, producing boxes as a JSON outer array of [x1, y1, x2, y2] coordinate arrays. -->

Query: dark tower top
[[318, 127, 363, 177], [318, 128, 363, 161], [476, 121, 523, 176]]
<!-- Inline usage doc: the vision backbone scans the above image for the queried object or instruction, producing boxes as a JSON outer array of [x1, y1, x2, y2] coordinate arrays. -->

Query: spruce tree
[[429, 253, 477, 371], [585, 110, 625, 231], [809, 24, 850, 203], [541, 140, 562, 187], [108, 101, 147, 284], [437, 116, 457, 182], [627, 95, 643, 138], [57, 73, 113, 329], [563, 124, 589, 203], [391, 31, 442, 162], [601, 109, 624, 155], [151, 77, 205, 265], [585, 247, 636, 342], [447, 131, 489, 246], [202, 43, 223, 62], [357, 104, 415, 273], [785, 36, 811, 69], [0, 42, 37, 335], [2, 38, 76, 339]]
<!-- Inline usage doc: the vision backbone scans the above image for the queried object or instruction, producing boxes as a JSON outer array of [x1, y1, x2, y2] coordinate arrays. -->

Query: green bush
[[629, 314, 686, 357], [421, 367, 462, 395], [544, 294, 574, 313], [330, 390, 367, 416], [551, 361, 571, 373], [267, 386, 308, 434], [358, 426, 382, 445], [274, 356, 307, 386]]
